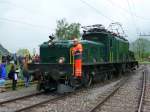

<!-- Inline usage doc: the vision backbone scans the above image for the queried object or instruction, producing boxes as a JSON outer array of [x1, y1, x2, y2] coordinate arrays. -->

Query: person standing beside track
[[0, 60, 6, 92], [22, 57, 30, 87], [72, 38, 83, 79], [8, 64, 18, 90]]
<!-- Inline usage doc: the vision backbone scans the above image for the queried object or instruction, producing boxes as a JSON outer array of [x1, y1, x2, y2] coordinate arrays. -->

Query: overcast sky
[[0, 0, 150, 53]]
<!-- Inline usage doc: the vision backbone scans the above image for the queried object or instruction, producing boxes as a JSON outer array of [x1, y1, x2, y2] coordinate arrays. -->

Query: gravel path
[[0, 85, 37, 102]]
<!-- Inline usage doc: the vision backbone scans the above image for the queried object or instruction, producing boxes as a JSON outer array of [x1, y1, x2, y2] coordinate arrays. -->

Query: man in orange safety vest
[[72, 38, 83, 79]]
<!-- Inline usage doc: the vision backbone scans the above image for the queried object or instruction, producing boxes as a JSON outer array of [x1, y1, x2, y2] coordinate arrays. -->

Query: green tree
[[55, 18, 81, 40], [130, 38, 150, 61], [17, 49, 30, 57]]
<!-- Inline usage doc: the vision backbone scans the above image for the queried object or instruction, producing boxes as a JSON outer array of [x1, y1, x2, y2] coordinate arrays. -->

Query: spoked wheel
[[83, 72, 93, 88]]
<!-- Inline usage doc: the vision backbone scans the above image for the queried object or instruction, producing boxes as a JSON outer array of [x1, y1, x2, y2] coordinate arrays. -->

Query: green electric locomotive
[[28, 24, 138, 93]]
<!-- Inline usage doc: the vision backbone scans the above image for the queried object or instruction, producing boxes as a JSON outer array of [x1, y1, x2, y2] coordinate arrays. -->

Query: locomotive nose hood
[[40, 40, 73, 63]]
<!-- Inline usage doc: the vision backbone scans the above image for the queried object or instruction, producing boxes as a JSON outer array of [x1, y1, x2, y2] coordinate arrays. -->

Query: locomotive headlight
[[48, 42, 52, 46], [58, 57, 65, 64]]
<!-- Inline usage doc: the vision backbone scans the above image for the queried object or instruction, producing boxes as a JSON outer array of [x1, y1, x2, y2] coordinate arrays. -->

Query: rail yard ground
[[0, 81, 37, 93], [0, 64, 150, 112]]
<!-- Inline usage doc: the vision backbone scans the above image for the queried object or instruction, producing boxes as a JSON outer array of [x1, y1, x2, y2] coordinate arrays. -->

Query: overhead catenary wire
[[129, 0, 141, 34], [126, 0, 140, 35], [79, 0, 131, 37], [79, 0, 114, 22], [129, 0, 150, 20], [106, 0, 150, 20], [0, 0, 123, 30], [0, 0, 143, 36], [0, 0, 114, 28], [0, 1, 56, 32], [0, 0, 40, 15], [0, 17, 53, 31], [2, 0, 150, 21]]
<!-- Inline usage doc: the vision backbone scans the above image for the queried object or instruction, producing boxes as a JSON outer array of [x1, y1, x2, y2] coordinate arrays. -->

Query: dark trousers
[[12, 80, 17, 90], [24, 76, 29, 87]]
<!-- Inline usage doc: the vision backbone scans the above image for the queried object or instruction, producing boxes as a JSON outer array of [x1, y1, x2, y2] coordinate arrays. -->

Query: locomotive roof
[[83, 31, 128, 42], [82, 24, 128, 42], [41, 39, 104, 47]]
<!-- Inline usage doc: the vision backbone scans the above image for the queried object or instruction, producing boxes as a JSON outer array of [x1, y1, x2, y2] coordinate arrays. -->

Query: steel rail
[[137, 70, 146, 112], [0, 92, 43, 105], [15, 82, 100, 112], [88, 77, 129, 112], [16, 71, 138, 112], [2, 81, 101, 112], [15, 89, 83, 112], [15, 94, 67, 112]]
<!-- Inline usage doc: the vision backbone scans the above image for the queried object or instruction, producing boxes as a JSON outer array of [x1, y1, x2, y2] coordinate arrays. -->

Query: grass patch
[[5, 80, 37, 88], [139, 61, 150, 64]]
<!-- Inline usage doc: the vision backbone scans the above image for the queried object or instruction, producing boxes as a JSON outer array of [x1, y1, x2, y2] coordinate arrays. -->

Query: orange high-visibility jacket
[[72, 43, 83, 77]]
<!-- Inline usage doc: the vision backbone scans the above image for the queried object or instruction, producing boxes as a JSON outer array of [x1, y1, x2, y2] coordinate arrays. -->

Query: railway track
[[0, 92, 43, 105], [0, 66, 144, 112], [1, 80, 122, 112], [15, 94, 70, 112], [87, 67, 146, 112], [0, 87, 84, 112], [137, 66, 150, 112], [20, 76, 128, 112], [137, 69, 147, 112], [0, 91, 56, 112], [88, 76, 129, 112], [16, 68, 142, 112]]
